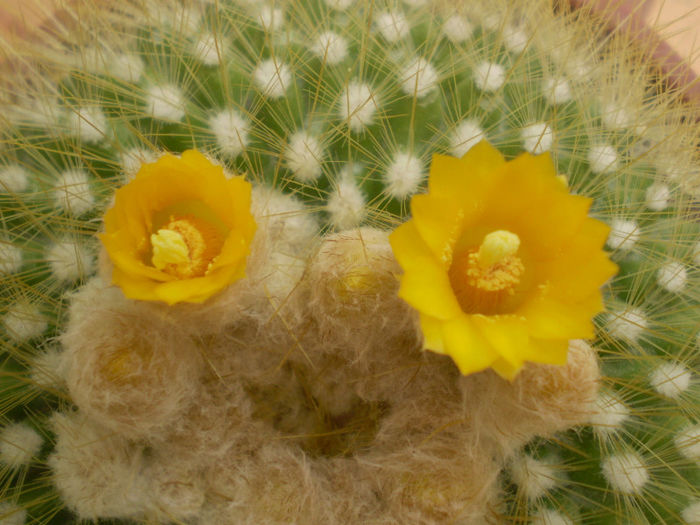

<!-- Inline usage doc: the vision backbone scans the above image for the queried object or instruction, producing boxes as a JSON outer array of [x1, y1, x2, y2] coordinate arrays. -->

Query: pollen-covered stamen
[[151, 215, 225, 278], [449, 230, 524, 314]]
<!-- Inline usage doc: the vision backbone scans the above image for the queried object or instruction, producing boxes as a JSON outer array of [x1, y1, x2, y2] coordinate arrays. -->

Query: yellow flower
[[389, 141, 617, 380], [100, 150, 256, 305]]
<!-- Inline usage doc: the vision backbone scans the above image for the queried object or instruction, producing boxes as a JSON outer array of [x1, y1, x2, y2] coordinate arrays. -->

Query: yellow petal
[[397, 258, 463, 320], [410, 194, 466, 267], [440, 314, 498, 375], [471, 314, 528, 370], [419, 314, 446, 354], [522, 338, 569, 366]]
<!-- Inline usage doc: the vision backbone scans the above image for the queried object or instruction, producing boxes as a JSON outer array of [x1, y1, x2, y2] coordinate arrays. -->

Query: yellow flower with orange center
[[100, 150, 256, 304], [389, 141, 617, 379]]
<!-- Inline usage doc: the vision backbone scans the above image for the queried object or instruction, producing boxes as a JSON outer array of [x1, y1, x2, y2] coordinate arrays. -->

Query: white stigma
[[400, 58, 438, 98], [340, 81, 378, 132], [54, 169, 95, 216], [285, 132, 324, 183], [607, 219, 640, 251], [443, 15, 474, 44], [645, 182, 671, 211], [384, 152, 423, 199], [0, 422, 43, 467], [311, 31, 349, 65], [210, 109, 249, 157], [376, 11, 409, 43], [521, 122, 553, 154], [649, 362, 692, 399], [0, 165, 29, 193], [474, 62, 506, 92], [607, 306, 647, 343], [147, 84, 186, 121], [657, 261, 687, 293], [601, 452, 649, 494], [69, 106, 108, 144], [254, 59, 291, 99], [590, 391, 629, 436], [2, 303, 47, 342], [588, 144, 619, 173]]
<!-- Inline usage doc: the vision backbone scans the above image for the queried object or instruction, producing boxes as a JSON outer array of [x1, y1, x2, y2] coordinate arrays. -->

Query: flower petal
[[419, 313, 446, 354], [410, 193, 467, 267], [441, 314, 498, 375]]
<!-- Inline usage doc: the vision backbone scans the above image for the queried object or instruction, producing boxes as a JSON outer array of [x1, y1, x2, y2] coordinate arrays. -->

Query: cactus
[[0, 0, 698, 523]]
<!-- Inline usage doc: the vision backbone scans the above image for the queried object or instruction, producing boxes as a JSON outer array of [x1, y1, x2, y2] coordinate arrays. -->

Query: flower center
[[448, 230, 524, 314], [150, 215, 225, 278]]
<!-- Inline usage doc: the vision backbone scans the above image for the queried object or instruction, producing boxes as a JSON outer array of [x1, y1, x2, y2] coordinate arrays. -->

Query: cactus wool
[[0, 0, 698, 524]]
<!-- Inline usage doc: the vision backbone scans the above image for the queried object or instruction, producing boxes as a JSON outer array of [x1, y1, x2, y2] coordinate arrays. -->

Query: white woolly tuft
[[607, 307, 647, 343], [210, 109, 249, 157], [311, 31, 349, 65], [253, 59, 291, 98], [69, 107, 108, 144], [693, 241, 700, 267], [111, 54, 144, 83], [339, 81, 377, 132], [645, 182, 671, 211], [682, 501, 700, 524], [587, 144, 619, 173], [443, 14, 473, 43], [0, 502, 26, 525], [47, 240, 94, 283], [0, 241, 22, 275], [192, 34, 224, 66], [675, 425, 700, 463], [649, 362, 692, 399], [258, 6, 284, 30], [384, 152, 423, 199], [543, 77, 572, 105], [590, 392, 629, 436], [607, 219, 640, 251], [503, 26, 528, 54], [326, 169, 366, 230], [285, 132, 324, 182], [400, 58, 438, 98], [31, 346, 67, 390], [450, 119, 485, 157], [119, 148, 159, 180], [146, 84, 186, 121], [2, 303, 47, 342], [474, 61, 506, 92], [601, 452, 649, 494], [0, 422, 43, 467], [324, 0, 353, 9], [376, 11, 409, 43], [521, 122, 553, 154], [657, 261, 687, 293], [0, 165, 29, 193], [531, 509, 575, 525], [510, 455, 562, 500], [54, 169, 95, 216]]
